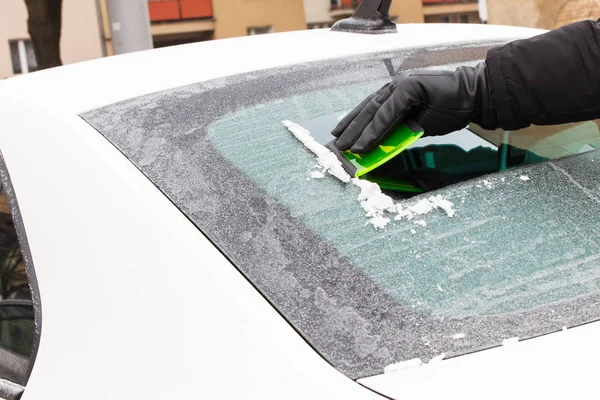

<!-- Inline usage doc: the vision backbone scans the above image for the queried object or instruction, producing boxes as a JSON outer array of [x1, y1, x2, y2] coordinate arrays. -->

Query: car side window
[[0, 166, 40, 399]]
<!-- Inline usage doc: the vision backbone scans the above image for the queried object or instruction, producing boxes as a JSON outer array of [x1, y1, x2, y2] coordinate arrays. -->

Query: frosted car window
[[208, 86, 600, 317], [82, 44, 600, 380]]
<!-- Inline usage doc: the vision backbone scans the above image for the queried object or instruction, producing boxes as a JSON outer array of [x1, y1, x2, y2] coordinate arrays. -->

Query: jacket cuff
[[485, 46, 521, 130]]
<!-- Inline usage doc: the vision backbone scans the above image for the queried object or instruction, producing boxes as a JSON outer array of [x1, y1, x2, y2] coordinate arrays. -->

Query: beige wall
[[304, 0, 333, 24], [390, 0, 425, 23], [555, 0, 600, 27], [0, 0, 29, 78], [0, 0, 103, 79], [487, 0, 543, 28], [61, 0, 104, 63], [487, 0, 600, 29], [212, 0, 307, 39]]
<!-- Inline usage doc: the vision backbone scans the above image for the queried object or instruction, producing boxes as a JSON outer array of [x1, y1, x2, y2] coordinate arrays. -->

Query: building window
[[459, 14, 469, 23], [440, 15, 450, 23], [8, 39, 37, 75], [331, 0, 341, 7], [247, 26, 274, 36], [307, 22, 331, 29]]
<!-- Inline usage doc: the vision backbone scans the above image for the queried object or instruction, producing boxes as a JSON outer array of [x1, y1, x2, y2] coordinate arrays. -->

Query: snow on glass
[[283, 120, 456, 230]]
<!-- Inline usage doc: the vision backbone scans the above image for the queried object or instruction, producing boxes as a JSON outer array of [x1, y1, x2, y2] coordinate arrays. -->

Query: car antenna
[[331, 0, 396, 34]]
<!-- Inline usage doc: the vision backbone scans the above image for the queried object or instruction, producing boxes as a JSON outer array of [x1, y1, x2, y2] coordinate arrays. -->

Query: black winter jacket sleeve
[[485, 19, 600, 130]]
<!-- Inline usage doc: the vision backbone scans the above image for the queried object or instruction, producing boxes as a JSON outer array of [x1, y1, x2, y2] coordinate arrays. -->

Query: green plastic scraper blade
[[342, 124, 424, 178]]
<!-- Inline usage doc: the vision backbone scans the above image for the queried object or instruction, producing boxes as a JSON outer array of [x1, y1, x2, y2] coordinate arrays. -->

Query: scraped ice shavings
[[395, 196, 456, 220], [352, 178, 395, 229], [283, 120, 456, 229], [310, 171, 325, 179], [410, 198, 434, 215], [429, 196, 456, 217], [282, 120, 350, 183], [520, 175, 530, 181], [368, 216, 391, 230], [284, 120, 393, 228], [453, 333, 466, 339]]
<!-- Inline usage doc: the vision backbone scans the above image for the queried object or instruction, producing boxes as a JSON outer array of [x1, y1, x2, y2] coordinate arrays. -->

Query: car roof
[[0, 24, 544, 115]]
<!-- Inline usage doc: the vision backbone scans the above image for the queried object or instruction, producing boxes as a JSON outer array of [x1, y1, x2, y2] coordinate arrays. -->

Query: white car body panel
[[0, 24, 543, 114], [0, 93, 382, 400], [3, 23, 593, 399], [360, 321, 600, 399]]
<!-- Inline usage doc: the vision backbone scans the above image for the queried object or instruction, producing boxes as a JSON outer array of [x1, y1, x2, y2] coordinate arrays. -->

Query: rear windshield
[[82, 43, 600, 379]]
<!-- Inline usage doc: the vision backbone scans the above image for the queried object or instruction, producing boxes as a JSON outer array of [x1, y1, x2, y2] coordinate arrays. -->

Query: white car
[[1, 18, 599, 400]]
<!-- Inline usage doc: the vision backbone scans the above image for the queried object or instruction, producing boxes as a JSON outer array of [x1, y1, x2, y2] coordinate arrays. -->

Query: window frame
[[8, 39, 37, 75], [307, 22, 331, 29], [0, 150, 42, 394], [247, 26, 274, 36]]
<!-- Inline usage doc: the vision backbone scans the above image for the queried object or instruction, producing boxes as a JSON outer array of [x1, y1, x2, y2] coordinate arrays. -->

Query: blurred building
[[0, 0, 103, 79], [487, 0, 600, 29], [101, 0, 307, 53], [2, 0, 485, 78], [303, 0, 425, 26], [1, 0, 308, 75], [422, 0, 480, 23], [303, 0, 481, 27]]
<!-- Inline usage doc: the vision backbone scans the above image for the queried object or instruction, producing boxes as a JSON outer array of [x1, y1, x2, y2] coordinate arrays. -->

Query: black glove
[[332, 62, 497, 153]]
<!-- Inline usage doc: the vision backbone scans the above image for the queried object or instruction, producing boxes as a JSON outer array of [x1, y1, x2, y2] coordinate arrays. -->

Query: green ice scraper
[[341, 124, 424, 177]]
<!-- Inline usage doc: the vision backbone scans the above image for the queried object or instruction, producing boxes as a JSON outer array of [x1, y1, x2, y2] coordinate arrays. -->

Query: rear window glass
[[82, 43, 600, 379]]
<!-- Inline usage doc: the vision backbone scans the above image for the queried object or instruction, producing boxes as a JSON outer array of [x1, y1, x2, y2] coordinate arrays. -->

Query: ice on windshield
[[282, 120, 457, 230], [82, 45, 600, 380], [208, 80, 600, 319]]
